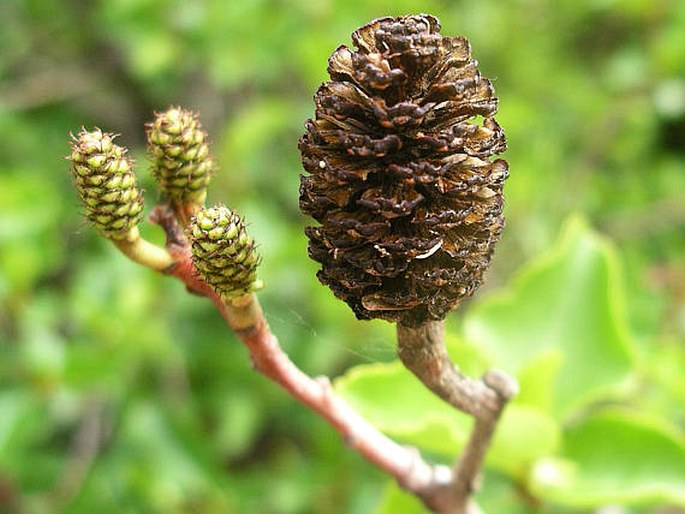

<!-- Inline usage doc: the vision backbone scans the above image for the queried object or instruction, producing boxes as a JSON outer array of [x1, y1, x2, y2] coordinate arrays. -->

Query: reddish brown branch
[[148, 204, 514, 513], [149, 214, 452, 510], [215, 295, 450, 501]]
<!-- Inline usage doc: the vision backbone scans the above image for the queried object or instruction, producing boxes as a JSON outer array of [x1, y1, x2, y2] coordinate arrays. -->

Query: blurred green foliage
[[1, 0, 684, 513]]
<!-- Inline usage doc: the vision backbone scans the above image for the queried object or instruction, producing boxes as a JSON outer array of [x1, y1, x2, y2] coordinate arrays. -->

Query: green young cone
[[147, 107, 214, 207], [68, 128, 144, 240], [190, 205, 261, 300]]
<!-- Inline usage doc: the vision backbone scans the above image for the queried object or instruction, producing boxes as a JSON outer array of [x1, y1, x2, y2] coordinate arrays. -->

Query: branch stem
[[111, 227, 174, 271], [215, 294, 448, 498], [153, 203, 516, 513], [397, 321, 518, 512], [157, 241, 452, 509]]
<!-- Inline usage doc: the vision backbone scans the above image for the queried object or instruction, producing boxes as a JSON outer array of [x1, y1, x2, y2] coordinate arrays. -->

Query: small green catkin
[[190, 205, 262, 300], [68, 128, 144, 240], [146, 107, 214, 207]]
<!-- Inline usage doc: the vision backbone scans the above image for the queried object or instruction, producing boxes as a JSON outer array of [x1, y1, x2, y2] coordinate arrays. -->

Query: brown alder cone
[[299, 14, 508, 327]]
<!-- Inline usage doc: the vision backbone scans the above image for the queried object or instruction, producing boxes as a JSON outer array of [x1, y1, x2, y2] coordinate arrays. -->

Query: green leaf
[[374, 481, 432, 514], [375, 472, 540, 514], [530, 410, 685, 507], [643, 341, 685, 413], [0, 171, 63, 294], [491, 405, 560, 478], [73, 400, 235, 513], [464, 217, 636, 418], [0, 390, 33, 457], [334, 361, 458, 430], [477, 471, 540, 514], [334, 361, 560, 479]]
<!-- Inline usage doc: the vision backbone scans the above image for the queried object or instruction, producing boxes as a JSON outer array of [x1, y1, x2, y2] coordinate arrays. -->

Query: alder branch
[[69, 93, 516, 511], [100, 204, 516, 513], [397, 322, 518, 513], [146, 206, 457, 511], [216, 294, 453, 501]]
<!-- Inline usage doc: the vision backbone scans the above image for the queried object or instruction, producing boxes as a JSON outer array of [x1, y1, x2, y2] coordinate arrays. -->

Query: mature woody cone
[[299, 14, 508, 327]]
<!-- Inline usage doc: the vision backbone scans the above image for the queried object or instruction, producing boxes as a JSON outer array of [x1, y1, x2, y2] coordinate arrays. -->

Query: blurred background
[[1, 0, 684, 513]]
